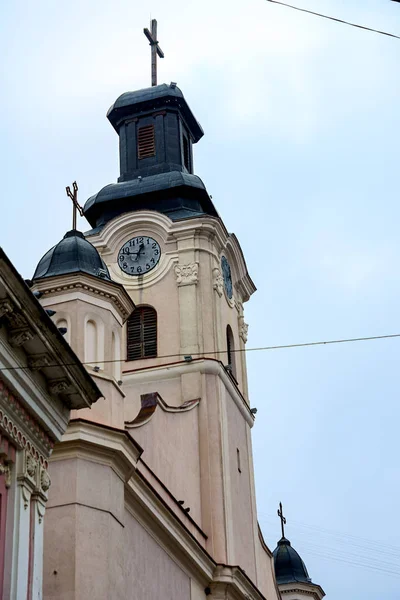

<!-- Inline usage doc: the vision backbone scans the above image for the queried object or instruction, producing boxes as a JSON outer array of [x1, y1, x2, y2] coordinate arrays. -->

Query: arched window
[[226, 325, 237, 380], [127, 306, 157, 361]]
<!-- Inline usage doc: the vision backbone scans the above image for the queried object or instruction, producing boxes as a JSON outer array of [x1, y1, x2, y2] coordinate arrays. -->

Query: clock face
[[118, 236, 161, 276], [221, 256, 233, 299]]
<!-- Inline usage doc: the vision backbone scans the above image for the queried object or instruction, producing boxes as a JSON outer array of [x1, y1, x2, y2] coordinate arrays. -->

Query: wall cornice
[[123, 359, 254, 426], [32, 272, 135, 322]]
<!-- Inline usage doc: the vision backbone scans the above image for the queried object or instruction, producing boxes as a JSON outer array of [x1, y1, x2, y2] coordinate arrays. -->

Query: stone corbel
[[28, 353, 52, 371], [0, 462, 12, 488], [174, 263, 199, 286], [238, 316, 249, 344], [0, 299, 14, 319], [9, 327, 34, 347], [213, 268, 224, 297], [48, 379, 75, 395]]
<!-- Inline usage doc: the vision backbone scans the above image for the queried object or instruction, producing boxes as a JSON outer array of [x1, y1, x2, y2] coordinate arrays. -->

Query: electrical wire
[[265, 0, 400, 40], [1, 332, 400, 372]]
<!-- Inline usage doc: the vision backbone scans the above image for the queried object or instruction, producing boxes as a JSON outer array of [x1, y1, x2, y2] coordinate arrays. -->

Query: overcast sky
[[2, 1, 400, 598]]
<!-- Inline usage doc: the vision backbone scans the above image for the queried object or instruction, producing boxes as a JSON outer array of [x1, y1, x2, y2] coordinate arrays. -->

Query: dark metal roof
[[33, 230, 111, 281], [107, 83, 204, 142], [83, 171, 219, 230], [273, 537, 312, 585]]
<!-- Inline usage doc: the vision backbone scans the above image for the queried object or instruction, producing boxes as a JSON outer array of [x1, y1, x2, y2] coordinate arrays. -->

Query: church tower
[[83, 79, 262, 576], [33, 26, 286, 599]]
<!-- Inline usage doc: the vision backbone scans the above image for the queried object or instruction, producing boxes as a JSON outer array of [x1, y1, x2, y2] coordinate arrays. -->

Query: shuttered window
[[127, 306, 157, 361], [137, 125, 155, 159]]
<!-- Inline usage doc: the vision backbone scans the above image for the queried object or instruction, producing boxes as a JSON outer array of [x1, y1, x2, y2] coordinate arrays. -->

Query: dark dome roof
[[33, 230, 111, 281], [273, 537, 311, 585]]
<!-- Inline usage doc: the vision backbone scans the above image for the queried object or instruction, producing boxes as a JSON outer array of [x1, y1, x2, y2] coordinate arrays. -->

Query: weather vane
[[277, 502, 287, 538], [66, 181, 83, 230], [143, 19, 164, 87]]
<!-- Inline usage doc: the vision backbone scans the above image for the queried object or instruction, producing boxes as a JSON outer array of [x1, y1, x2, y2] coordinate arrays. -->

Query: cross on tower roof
[[277, 502, 287, 539], [66, 181, 83, 230], [143, 19, 164, 87]]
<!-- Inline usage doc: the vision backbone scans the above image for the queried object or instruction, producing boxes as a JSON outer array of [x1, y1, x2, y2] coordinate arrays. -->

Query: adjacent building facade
[[0, 248, 101, 599]]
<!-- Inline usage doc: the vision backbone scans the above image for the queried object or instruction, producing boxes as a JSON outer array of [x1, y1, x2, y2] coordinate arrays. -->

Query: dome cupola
[[273, 537, 311, 585], [33, 230, 111, 281]]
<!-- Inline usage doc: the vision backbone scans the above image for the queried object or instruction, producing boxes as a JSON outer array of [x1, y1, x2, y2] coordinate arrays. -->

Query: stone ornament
[[213, 268, 224, 297], [174, 263, 199, 286], [9, 327, 34, 347], [0, 462, 11, 488], [0, 380, 55, 456], [28, 353, 52, 370], [26, 452, 38, 479], [40, 468, 51, 493], [49, 379, 73, 395], [238, 316, 249, 344], [0, 299, 14, 318]]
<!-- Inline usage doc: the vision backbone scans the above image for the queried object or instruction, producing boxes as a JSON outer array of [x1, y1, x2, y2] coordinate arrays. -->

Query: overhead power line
[[266, 0, 400, 40], [0, 332, 400, 372]]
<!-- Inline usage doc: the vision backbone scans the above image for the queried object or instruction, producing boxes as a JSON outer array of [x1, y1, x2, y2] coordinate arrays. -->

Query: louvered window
[[127, 306, 157, 361], [137, 125, 155, 159], [226, 325, 237, 381], [183, 134, 191, 171]]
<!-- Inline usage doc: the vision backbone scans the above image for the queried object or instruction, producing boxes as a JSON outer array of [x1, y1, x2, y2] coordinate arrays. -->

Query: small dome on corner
[[273, 537, 312, 585], [32, 230, 111, 282]]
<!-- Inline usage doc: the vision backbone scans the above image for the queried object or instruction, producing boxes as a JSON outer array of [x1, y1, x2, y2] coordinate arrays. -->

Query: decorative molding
[[174, 262, 199, 286], [0, 461, 11, 487], [0, 379, 54, 459], [238, 316, 249, 344], [26, 452, 38, 479], [34, 276, 134, 321], [40, 467, 51, 493], [125, 392, 200, 428], [213, 268, 224, 297]]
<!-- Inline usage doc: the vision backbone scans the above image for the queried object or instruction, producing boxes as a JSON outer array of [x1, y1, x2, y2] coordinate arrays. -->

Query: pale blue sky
[[1, 1, 400, 597]]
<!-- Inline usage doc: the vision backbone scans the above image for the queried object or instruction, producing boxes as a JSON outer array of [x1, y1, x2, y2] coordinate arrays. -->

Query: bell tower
[[81, 79, 269, 583]]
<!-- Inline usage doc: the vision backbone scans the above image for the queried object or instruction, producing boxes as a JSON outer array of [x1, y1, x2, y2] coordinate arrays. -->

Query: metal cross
[[277, 502, 287, 538], [66, 181, 83, 230], [143, 19, 164, 87]]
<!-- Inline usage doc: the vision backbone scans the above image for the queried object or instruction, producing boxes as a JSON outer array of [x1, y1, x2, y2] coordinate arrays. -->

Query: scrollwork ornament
[[174, 263, 199, 286], [0, 462, 11, 488], [238, 316, 249, 344], [26, 452, 38, 479], [213, 268, 224, 297], [40, 468, 51, 493]]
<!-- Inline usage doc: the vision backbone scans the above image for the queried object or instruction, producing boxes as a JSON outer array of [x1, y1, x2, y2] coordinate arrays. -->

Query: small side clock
[[118, 236, 161, 276], [221, 256, 233, 299]]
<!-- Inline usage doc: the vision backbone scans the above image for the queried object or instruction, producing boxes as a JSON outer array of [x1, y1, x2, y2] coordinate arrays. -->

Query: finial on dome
[[277, 502, 287, 539], [66, 181, 83, 230]]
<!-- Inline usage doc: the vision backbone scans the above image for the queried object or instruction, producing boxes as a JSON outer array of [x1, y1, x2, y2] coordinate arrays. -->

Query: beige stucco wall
[[44, 449, 212, 600]]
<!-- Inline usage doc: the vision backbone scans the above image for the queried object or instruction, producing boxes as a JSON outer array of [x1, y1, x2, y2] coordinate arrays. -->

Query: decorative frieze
[[174, 263, 199, 286], [0, 379, 55, 457], [213, 268, 224, 297]]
